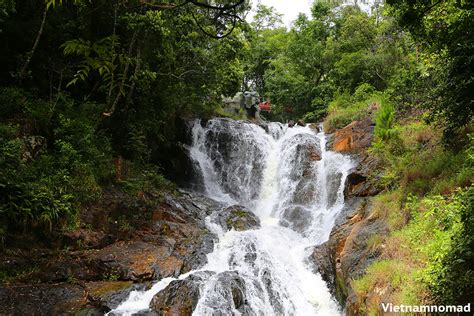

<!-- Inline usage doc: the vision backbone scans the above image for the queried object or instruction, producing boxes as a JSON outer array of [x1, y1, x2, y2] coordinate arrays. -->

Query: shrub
[[323, 90, 382, 132], [0, 89, 114, 238], [123, 165, 175, 196], [374, 98, 395, 141]]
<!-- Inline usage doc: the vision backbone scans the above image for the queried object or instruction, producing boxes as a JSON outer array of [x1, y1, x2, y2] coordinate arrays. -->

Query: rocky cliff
[[0, 189, 220, 314], [312, 116, 388, 314]]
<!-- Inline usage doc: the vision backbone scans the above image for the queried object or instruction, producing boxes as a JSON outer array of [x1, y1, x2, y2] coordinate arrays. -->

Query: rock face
[[331, 117, 374, 153], [281, 205, 313, 233], [312, 198, 388, 310], [215, 205, 260, 231], [150, 271, 250, 315], [311, 116, 388, 314], [311, 241, 336, 296], [150, 271, 213, 315], [345, 154, 382, 197], [211, 271, 250, 314], [0, 189, 224, 315], [0, 284, 88, 315]]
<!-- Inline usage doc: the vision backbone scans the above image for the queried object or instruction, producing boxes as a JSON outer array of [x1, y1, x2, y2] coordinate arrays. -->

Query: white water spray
[[109, 118, 354, 316]]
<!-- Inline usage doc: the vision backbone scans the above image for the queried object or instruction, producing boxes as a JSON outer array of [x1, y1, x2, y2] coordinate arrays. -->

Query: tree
[[387, 0, 474, 140]]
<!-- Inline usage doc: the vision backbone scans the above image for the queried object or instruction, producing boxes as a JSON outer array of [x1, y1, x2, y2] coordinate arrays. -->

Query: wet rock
[[85, 281, 143, 311], [311, 242, 336, 296], [261, 269, 284, 314], [215, 271, 248, 313], [62, 228, 115, 250], [310, 197, 389, 310], [309, 123, 321, 132], [332, 117, 374, 153], [197, 271, 251, 315], [167, 190, 224, 222], [345, 154, 382, 198], [280, 205, 313, 233], [258, 122, 270, 133], [199, 118, 268, 202], [288, 120, 295, 127], [150, 271, 213, 315], [326, 171, 343, 208], [296, 119, 305, 127], [291, 135, 321, 166], [165, 143, 205, 192], [0, 188, 224, 314], [216, 205, 260, 231], [27, 190, 221, 285], [0, 283, 87, 315]]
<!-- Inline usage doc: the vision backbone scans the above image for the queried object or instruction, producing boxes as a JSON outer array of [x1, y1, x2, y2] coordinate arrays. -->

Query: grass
[[328, 95, 474, 311], [323, 98, 369, 132]]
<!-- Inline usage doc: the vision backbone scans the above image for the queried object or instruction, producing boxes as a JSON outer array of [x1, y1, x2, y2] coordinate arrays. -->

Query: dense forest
[[0, 0, 472, 314]]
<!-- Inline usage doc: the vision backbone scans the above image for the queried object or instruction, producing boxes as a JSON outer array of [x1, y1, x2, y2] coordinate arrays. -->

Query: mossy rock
[[217, 205, 260, 232]]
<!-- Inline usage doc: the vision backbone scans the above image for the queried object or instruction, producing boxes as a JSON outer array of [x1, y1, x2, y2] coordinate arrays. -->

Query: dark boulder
[[85, 281, 143, 312], [280, 205, 313, 233], [311, 242, 336, 296], [149, 271, 213, 315], [345, 154, 382, 198], [214, 271, 249, 313], [0, 284, 87, 315], [216, 205, 260, 231], [288, 120, 295, 127]]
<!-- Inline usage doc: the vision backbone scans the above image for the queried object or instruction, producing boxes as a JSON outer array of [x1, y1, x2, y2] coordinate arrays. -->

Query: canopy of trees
[[0, 0, 472, 308]]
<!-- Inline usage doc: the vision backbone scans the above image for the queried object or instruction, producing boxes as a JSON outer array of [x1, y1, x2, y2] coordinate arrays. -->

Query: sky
[[247, 0, 374, 28], [248, 0, 314, 27]]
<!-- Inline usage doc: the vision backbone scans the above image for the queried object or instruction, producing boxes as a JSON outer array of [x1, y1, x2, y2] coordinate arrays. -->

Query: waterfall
[[109, 118, 354, 315]]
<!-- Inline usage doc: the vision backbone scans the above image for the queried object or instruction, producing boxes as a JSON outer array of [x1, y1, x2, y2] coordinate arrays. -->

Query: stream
[[108, 118, 354, 315]]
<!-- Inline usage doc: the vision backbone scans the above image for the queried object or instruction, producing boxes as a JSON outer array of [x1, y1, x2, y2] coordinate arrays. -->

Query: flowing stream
[[109, 118, 354, 315]]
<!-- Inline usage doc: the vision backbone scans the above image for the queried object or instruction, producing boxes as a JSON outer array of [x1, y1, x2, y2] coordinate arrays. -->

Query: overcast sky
[[248, 0, 314, 27], [247, 0, 374, 28]]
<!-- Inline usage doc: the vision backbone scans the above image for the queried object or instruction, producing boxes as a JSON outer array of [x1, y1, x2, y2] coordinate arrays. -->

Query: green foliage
[[397, 187, 473, 305], [123, 166, 174, 196], [323, 88, 382, 132], [374, 98, 395, 141], [251, 3, 283, 32], [387, 0, 473, 140], [324, 96, 368, 132], [0, 88, 113, 237], [359, 113, 473, 308]]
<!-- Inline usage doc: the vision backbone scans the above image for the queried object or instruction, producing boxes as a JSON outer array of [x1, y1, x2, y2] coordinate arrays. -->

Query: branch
[[191, 9, 238, 39], [188, 0, 245, 11], [136, 0, 190, 10]]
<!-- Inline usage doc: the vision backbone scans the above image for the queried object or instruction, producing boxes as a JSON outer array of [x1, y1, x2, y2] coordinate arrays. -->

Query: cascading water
[[109, 118, 354, 315]]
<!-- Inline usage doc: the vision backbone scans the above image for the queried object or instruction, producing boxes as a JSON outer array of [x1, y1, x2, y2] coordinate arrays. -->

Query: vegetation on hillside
[[0, 0, 472, 310]]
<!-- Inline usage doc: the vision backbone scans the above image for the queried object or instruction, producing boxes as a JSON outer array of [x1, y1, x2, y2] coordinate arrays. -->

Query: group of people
[[241, 90, 261, 119]]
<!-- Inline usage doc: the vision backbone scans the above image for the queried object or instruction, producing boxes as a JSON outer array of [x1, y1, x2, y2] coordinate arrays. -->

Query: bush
[[0, 87, 27, 118], [423, 186, 474, 305], [323, 89, 382, 132], [123, 165, 175, 196], [324, 94, 368, 132], [0, 89, 114, 238]]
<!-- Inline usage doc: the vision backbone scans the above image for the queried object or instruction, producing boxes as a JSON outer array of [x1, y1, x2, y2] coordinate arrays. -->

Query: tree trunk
[[19, 5, 48, 83]]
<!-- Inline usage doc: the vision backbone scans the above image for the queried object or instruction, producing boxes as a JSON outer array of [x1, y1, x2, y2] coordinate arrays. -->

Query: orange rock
[[332, 117, 374, 153]]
